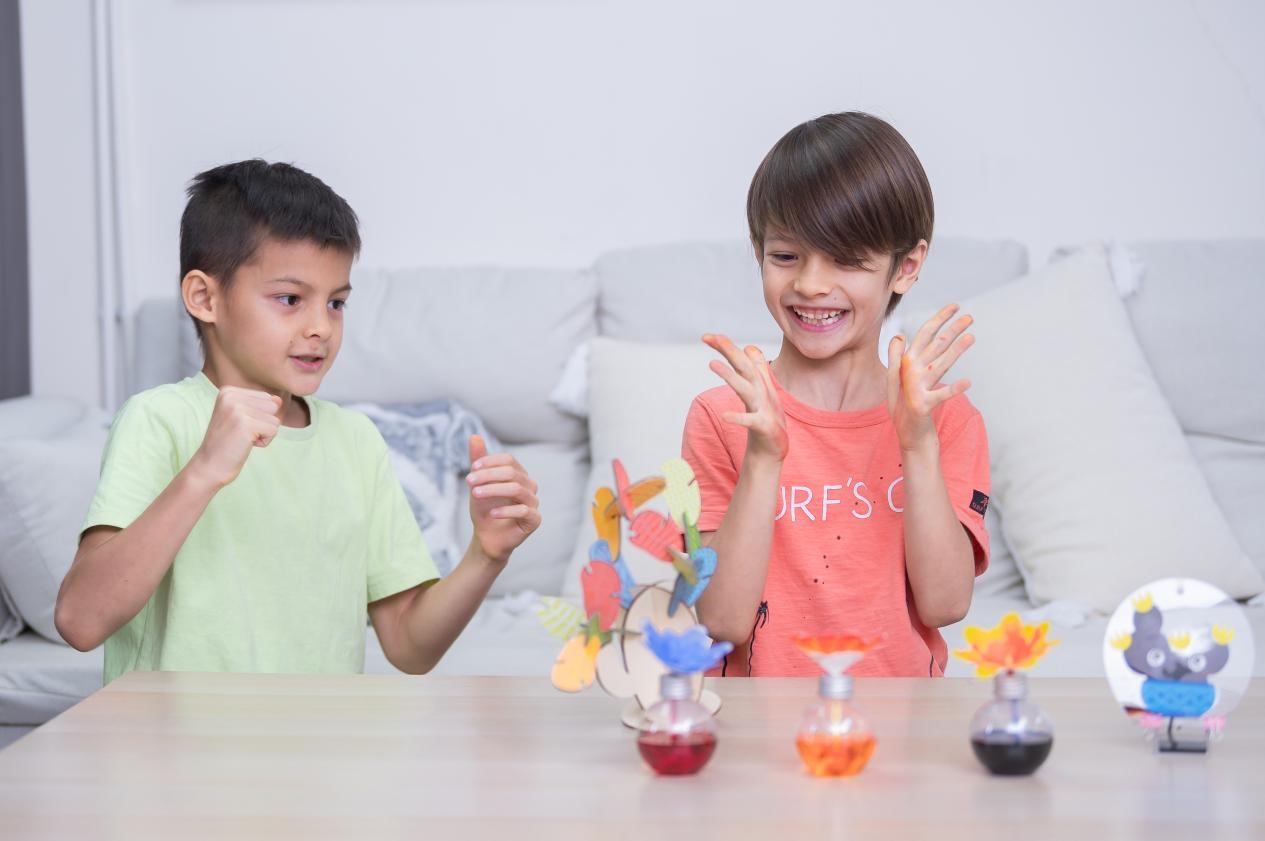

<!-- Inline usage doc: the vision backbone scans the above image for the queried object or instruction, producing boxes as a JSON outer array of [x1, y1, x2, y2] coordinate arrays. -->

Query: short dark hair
[[747, 112, 933, 316], [180, 158, 361, 292]]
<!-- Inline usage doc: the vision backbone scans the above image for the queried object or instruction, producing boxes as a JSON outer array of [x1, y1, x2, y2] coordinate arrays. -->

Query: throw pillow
[[904, 245, 1263, 613], [346, 400, 501, 578], [561, 337, 777, 599], [0, 429, 109, 643]]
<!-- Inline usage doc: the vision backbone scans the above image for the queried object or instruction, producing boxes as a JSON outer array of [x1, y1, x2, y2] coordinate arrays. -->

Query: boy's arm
[[888, 304, 978, 628], [369, 435, 540, 674], [55, 388, 282, 651], [692, 335, 787, 646]]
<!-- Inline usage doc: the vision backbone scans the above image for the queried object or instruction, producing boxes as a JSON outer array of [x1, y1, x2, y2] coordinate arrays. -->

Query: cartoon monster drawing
[[1110, 593, 1234, 721]]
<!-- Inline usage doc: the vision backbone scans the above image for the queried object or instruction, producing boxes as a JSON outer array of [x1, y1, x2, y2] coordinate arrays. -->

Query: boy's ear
[[181, 270, 219, 328], [890, 240, 929, 295]]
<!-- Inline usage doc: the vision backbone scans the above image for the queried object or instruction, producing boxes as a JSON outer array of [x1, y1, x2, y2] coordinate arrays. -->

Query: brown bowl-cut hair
[[747, 112, 933, 316]]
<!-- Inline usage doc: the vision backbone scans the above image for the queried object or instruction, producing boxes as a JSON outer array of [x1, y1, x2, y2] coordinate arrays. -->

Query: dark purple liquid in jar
[[970, 733, 1053, 775]]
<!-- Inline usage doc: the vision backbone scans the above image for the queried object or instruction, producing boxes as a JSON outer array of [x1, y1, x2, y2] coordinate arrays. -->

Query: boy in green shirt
[[56, 160, 542, 682]]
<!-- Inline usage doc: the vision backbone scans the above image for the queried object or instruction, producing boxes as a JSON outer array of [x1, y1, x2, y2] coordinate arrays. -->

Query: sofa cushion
[[315, 265, 597, 447], [0, 631, 102, 726], [594, 237, 1028, 343], [0, 587, 20, 644], [1186, 433, 1265, 576], [909, 244, 1263, 613], [561, 337, 776, 600], [0, 426, 109, 643], [0, 399, 119, 644], [1122, 240, 1265, 574]]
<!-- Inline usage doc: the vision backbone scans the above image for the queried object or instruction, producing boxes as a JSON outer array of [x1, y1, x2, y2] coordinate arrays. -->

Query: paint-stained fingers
[[926, 377, 972, 408], [719, 410, 762, 430], [703, 333, 760, 381], [908, 304, 960, 356], [886, 335, 905, 408], [708, 359, 757, 407], [920, 314, 974, 364], [924, 332, 975, 386]]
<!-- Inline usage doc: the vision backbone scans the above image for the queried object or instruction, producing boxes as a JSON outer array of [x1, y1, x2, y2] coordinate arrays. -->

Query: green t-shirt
[[84, 373, 439, 683]]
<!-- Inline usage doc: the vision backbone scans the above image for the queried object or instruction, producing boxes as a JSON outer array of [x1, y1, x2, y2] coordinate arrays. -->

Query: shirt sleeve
[[360, 417, 441, 603], [82, 395, 182, 535], [681, 395, 739, 533], [938, 404, 992, 576]]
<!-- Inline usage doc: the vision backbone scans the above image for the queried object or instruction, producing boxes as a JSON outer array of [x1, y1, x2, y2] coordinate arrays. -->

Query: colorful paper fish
[[545, 558, 625, 693], [605, 459, 665, 520], [668, 546, 716, 617]]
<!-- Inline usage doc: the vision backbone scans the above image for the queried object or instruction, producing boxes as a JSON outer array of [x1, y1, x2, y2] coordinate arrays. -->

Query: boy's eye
[[329, 299, 348, 312], [276, 294, 300, 306], [769, 252, 797, 263]]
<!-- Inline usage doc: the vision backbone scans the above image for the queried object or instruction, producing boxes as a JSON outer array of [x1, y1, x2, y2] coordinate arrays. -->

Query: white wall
[[23, 0, 1265, 407], [20, 0, 101, 404]]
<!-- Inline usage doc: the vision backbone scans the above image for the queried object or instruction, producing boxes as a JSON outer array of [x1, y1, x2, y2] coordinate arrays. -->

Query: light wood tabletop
[[0, 672, 1260, 840]]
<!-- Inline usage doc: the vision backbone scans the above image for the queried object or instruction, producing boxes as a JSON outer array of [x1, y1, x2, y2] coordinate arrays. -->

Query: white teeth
[[792, 307, 845, 325]]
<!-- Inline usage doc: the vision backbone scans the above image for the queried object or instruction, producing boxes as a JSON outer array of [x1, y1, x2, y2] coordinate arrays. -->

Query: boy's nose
[[792, 258, 835, 297], [305, 311, 332, 338]]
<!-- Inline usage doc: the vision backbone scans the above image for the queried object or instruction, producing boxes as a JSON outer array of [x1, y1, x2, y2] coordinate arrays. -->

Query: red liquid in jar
[[637, 731, 717, 775]]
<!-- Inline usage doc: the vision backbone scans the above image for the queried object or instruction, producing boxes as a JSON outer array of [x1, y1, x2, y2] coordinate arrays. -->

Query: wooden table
[[0, 673, 1260, 839]]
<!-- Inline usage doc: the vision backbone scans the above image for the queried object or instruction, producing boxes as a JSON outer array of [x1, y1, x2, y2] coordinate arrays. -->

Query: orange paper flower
[[954, 613, 1057, 678], [794, 634, 879, 655], [794, 633, 880, 677]]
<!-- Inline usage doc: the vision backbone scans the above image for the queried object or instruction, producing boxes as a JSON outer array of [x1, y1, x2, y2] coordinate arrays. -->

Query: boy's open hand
[[190, 387, 282, 488], [887, 304, 974, 451], [466, 434, 541, 565], [703, 333, 789, 462]]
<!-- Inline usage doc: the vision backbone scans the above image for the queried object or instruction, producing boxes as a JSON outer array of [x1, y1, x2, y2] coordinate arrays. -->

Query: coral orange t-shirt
[[682, 373, 990, 677]]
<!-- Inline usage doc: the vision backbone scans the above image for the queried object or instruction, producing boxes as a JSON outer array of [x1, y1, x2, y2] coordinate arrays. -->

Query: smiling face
[[192, 236, 353, 400], [759, 232, 921, 364]]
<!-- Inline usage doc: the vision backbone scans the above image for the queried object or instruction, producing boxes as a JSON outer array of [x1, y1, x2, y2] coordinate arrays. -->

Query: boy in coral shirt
[[684, 113, 989, 677]]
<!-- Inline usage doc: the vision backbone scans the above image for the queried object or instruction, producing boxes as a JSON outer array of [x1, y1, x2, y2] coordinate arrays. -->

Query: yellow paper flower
[[954, 613, 1057, 677]]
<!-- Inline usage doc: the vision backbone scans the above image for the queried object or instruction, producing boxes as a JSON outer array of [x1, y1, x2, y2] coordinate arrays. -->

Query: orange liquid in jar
[[795, 732, 876, 777]]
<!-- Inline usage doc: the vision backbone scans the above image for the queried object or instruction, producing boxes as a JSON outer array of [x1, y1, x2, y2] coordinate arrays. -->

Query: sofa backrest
[[1121, 240, 1265, 572]]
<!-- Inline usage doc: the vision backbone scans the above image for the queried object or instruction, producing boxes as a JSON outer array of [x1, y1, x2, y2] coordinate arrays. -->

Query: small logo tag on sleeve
[[970, 490, 990, 516]]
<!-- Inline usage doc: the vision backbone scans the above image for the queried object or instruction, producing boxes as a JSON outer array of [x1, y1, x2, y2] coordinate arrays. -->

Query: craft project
[[635, 622, 732, 775], [537, 457, 725, 725], [793, 634, 880, 777], [954, 613, 1057, 775], [1103, 578, 1253, 753]]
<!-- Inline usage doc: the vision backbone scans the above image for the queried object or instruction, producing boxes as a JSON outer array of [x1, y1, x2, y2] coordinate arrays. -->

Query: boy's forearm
[[695, 453, 781, 645], [390, 541, 506, 674], [55, 462, 221, 651], [900, 441, 975, 628]]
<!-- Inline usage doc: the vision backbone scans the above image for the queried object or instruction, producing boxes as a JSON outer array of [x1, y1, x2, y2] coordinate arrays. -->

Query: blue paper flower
[[642, 621, 733, 675]]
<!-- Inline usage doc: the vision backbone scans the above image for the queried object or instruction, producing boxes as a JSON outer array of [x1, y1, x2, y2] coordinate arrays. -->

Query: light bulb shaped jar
[[636, 673, 718, 775], [796, 674, 876, 777], [969, 670, 1054, 775]]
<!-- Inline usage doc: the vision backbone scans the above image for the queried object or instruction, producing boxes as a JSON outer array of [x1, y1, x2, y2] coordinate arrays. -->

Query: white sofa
[[2, 237, 1263, 747]]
